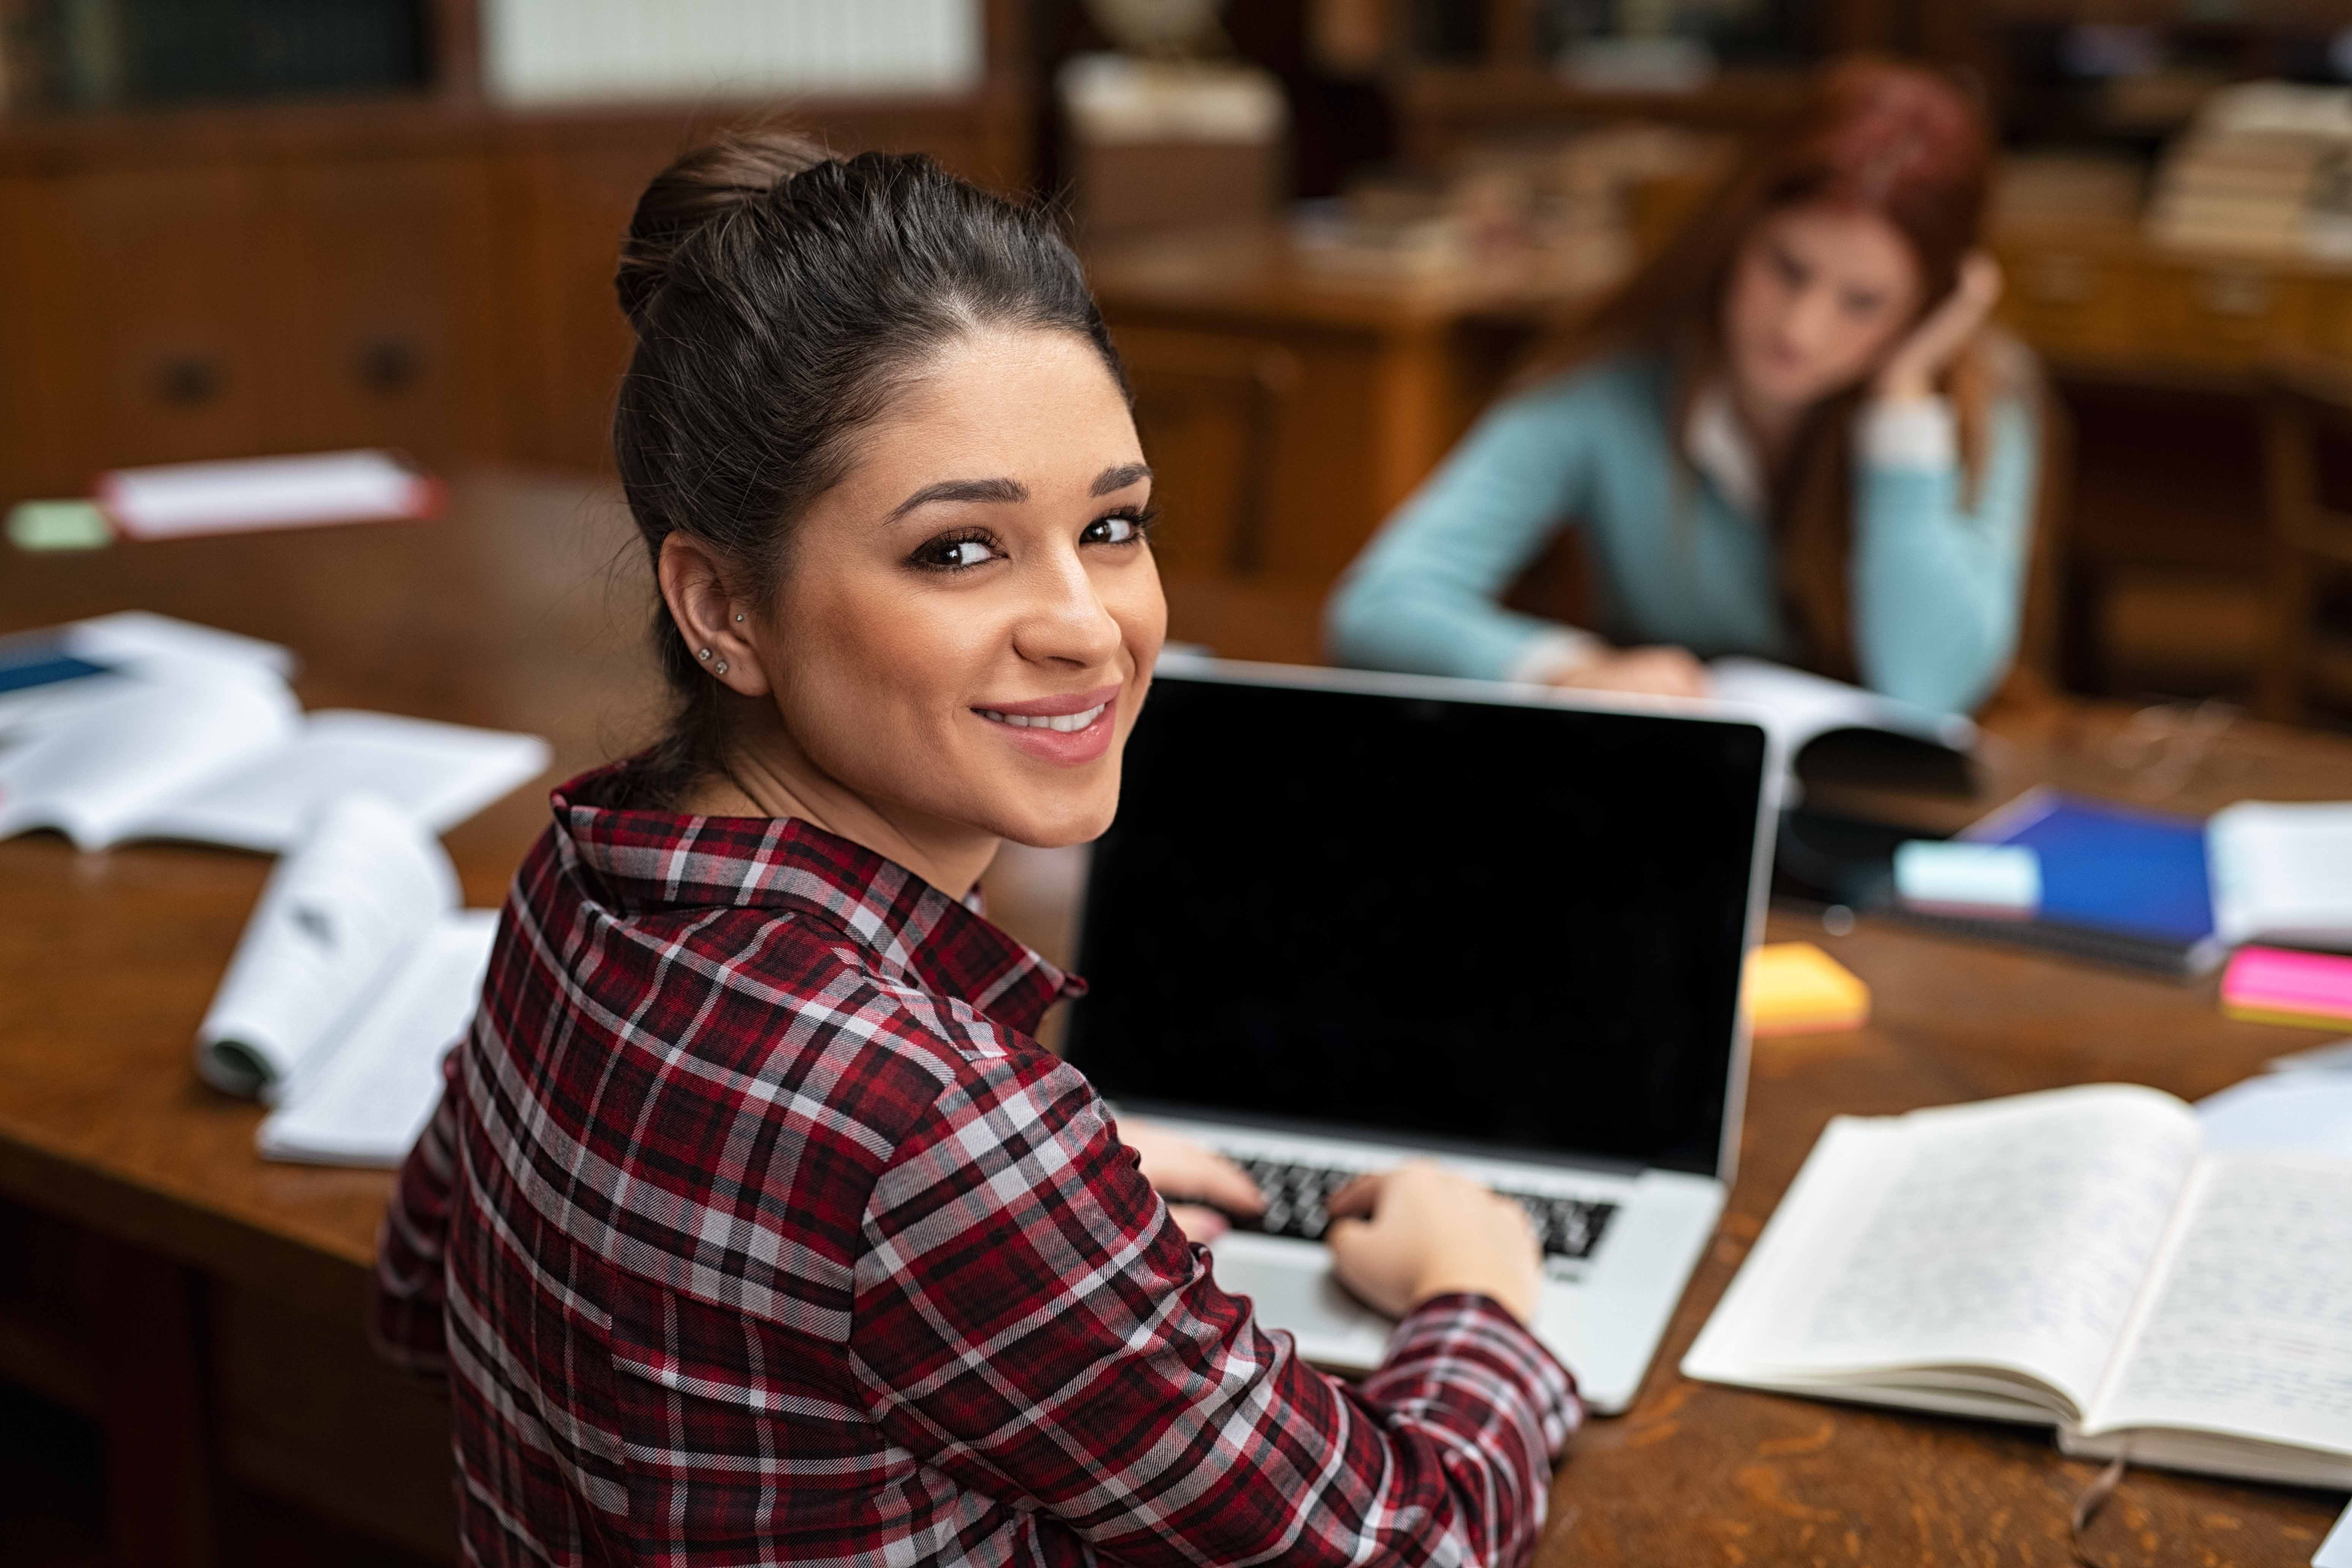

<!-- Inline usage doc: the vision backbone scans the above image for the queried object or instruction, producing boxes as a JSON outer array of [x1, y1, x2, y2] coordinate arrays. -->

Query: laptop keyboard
[[1228, 1156, 1619, 1261]]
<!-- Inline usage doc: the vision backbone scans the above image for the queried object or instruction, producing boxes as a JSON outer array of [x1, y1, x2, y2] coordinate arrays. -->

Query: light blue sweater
[[1325, 352, 2040, 716]]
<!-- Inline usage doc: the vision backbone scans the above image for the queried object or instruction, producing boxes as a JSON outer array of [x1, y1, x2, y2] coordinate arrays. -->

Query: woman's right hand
[[1546, 645, 1710, 699], [1325, 1162, 1544, 1325]]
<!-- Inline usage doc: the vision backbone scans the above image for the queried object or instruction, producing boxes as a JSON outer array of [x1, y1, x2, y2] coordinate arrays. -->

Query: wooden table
[[1, 471, 2344, 1566]]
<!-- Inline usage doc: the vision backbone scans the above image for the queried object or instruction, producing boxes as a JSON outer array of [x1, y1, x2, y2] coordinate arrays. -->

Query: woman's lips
[[973, 684, 1121, 765]]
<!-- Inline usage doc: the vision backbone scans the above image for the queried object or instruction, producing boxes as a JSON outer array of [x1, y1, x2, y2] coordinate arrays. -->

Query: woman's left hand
[[1116, 1118, 1265, 1244], [1875, 250, 2003, 403]]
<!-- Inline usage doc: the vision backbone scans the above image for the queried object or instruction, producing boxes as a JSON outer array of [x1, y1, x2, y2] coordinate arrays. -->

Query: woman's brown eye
[[923, 537, 999, 569], [1087, 518, 1136, 545]]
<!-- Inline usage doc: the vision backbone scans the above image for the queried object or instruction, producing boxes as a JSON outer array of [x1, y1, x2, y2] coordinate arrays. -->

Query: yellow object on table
[[1745, 942, 1870, 1036]]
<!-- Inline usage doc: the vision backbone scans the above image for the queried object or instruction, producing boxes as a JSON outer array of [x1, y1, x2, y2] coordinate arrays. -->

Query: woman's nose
[[1779, 286, 1841, 358], [1014, 550, 1124, 668]]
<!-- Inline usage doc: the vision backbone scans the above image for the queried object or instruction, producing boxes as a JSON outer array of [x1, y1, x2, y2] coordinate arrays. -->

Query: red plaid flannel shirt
[[374, 763, 1579, 1565]]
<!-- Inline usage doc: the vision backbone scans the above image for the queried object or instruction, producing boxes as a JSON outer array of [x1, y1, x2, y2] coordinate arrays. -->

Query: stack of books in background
[[1290, 123, 1728, 292], [2145, 80, 2352, 259]]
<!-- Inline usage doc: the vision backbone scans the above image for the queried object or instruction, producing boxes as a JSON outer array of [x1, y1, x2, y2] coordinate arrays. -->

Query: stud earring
[[714, 660, 729, 675], [733, 613, 745, 623], [697, 647, 711, 661]]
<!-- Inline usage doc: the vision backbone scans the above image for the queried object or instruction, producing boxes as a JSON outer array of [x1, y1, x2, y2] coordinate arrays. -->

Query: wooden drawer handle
[[2025, 254, 2095, 304], [2200, 272, 2271, 317], [152, 353, 226, 408], [357, 338, 424, 395]]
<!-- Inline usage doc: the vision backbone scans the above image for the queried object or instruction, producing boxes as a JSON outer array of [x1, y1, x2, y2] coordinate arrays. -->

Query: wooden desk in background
[[0, 472, 2344, 1567], [1088, 226, 1584, 596]]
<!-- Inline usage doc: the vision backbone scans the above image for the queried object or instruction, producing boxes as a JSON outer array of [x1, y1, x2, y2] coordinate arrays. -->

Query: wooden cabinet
[[0, 150, 507, 496], [1995, 229, 2352, 380], [2135, 260, 2312, 367], [272, 151, 506, 462], [1996, 243, 2138, 360], [0, 90, 1027, 504], [2, 164, 281, 495], [1117, 326, 1302, 575]]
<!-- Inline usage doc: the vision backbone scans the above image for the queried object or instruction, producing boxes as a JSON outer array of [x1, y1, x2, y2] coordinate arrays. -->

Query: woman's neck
[[1727, 379, 1805, 473], [676, 710, 1000, 899]]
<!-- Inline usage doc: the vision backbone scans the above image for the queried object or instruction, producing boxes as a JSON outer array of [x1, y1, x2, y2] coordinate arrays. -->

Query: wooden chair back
[[2257, 352, 2352, 723]]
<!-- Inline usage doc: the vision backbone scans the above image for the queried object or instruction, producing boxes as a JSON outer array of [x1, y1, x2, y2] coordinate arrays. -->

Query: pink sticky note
[[2222, 945, 2352, 1027]]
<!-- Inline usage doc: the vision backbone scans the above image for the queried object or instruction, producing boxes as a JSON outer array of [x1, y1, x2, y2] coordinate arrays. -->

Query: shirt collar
[[548, 760, 1083, 1038], [1684, 380, 1765, 518]]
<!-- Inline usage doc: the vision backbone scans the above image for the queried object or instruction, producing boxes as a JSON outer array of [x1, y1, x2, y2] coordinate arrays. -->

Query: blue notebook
[[1962, 788, 2215, 947]]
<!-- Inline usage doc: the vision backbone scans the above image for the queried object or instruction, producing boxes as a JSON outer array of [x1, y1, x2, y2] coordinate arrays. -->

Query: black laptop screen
[[1060, 667, 1766, 1178]]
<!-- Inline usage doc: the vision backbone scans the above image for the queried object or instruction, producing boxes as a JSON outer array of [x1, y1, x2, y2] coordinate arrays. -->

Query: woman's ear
[[657, 534, 773, 698]]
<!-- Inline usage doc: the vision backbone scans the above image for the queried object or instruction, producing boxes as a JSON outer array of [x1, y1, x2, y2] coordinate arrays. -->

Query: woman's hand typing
[[1116, 1118, 1265, 1243], [1325, 1162, 1543, 1325]]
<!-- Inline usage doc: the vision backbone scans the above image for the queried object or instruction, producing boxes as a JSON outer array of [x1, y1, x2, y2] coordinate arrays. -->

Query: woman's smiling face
[[731, 325, 1165, 854]]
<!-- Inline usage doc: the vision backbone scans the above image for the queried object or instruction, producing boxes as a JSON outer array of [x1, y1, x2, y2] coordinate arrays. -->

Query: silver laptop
[[1062, 654, 1772, 1414]]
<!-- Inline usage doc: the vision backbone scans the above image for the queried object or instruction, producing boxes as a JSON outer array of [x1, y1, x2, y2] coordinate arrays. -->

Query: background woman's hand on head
[[1115, 1118, 1263, 1244], [1874, 250, 2002, 404]]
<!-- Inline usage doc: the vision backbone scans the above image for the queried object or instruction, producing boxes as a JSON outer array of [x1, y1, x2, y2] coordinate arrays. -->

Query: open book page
[[0, 665, 299, 850], [1708, 658, 1977, 758], [258, 910, 496, 1167], [2083, 1152, 2352, 1458], [196, 795, 458, 1097], [138, 710, 549, 853], [1684, 1085, 2201, 1421]]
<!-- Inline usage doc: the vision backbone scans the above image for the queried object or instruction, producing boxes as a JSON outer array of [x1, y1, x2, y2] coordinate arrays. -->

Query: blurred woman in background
[[1326, 58, 2038, 716]]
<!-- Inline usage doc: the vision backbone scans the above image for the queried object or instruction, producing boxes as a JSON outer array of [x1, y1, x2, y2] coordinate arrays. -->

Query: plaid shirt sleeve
[[850, 1045, 1579, 1568], [368, 1049, 461, 1377]]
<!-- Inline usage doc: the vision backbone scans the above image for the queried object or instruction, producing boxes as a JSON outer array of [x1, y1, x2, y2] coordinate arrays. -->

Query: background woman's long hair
[[1525, 57, 2002, 681]]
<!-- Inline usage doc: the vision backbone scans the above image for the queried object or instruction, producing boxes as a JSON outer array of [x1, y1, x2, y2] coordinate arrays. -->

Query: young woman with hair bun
[[373, 132, 1573, 1566], [1328, 58, 2039, 717]]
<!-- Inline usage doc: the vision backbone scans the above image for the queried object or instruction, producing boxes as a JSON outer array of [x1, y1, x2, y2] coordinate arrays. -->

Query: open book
[[1709, 658, 1978, 799], [1683, 1084, 2352, 1488], [0, 609, 295, 740], [0, 652, 547, 852], [196, 794, 495, 1166]]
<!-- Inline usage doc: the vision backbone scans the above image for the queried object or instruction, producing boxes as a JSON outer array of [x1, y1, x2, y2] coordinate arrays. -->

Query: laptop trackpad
[[1208, 1233, 1394, 1369]]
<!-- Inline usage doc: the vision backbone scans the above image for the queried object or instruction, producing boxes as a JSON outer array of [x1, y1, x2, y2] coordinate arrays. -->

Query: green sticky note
[[6, 500, 112, 552]]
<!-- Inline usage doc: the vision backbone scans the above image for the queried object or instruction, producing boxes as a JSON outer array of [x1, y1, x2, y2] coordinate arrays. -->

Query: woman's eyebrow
[[1093, 463, 1152, 495], [887, 476, 1028, 521]]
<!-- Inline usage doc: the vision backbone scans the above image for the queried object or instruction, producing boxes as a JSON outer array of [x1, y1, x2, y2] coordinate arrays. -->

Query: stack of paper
[[97, 450, 441, 541]]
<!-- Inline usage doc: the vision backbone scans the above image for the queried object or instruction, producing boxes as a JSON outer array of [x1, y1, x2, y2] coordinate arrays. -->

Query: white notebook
[[1683, 1084, 2352, 1489], [196, 794, 495, 1166], [0, 655, 547, 852], [2210, 801, 2352, 951]]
